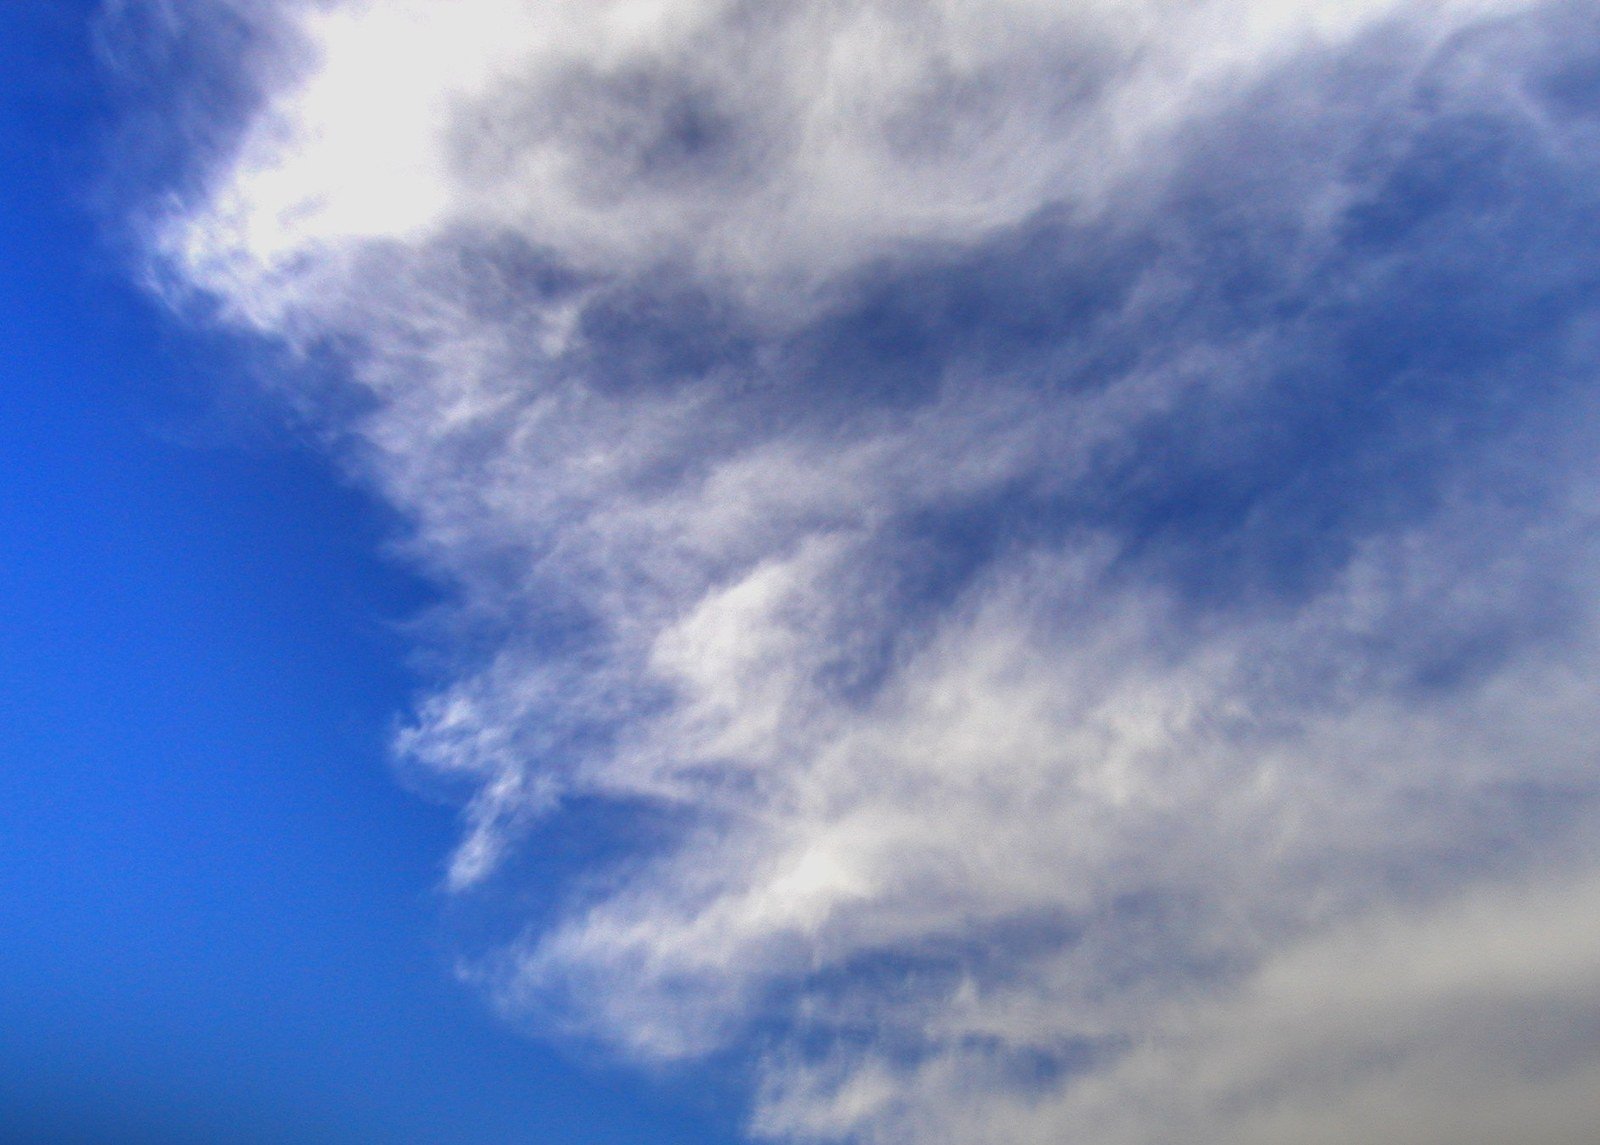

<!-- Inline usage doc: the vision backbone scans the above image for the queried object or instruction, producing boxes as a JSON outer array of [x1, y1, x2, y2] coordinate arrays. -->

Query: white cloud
[[160, 0, 1532, 323], [757, 861, 1600, 1144], [139, 0, 1600, 1141]]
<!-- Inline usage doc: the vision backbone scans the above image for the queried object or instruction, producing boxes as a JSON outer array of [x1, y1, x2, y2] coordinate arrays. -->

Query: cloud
[[158, 0, 1538, 321], [756, 862, 1600, 1145], [134, 0, 1600, 1141]]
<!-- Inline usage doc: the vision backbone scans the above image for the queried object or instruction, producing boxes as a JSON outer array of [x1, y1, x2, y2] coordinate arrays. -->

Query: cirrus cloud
[[128, 0, 1600, 1140]]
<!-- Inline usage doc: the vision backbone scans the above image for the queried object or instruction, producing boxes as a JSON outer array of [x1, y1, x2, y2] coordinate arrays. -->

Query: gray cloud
[[138, 0, 1600, 1141]]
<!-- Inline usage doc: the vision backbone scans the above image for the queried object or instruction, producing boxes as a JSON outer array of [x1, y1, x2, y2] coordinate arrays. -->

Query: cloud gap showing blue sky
[[113, 0, 1600, 1141]]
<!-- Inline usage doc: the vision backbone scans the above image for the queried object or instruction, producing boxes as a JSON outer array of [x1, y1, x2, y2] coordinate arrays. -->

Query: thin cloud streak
[[132, 1, 1600, 1141]]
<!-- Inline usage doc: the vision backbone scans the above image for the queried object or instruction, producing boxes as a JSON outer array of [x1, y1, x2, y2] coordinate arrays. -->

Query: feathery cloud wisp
[[139, 0, 1600, 1140]]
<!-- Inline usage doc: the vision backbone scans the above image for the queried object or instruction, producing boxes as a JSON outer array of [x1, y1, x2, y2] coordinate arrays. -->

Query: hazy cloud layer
[[132, 0, 1600, 1140]]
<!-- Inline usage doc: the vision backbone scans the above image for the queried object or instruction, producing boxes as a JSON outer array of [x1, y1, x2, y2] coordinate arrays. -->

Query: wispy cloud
[[130, 0, 1600, 1140]]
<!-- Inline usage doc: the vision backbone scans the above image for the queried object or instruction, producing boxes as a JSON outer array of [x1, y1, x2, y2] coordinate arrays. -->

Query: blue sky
[[5, 2, 1600, 1143]]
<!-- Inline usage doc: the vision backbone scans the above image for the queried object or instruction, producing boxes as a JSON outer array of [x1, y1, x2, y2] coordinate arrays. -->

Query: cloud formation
[[132, 0, 1600, 1140]]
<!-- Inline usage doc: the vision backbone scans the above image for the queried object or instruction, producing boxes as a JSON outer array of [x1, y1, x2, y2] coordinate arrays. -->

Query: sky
[[4, 1, 1600, 1143]]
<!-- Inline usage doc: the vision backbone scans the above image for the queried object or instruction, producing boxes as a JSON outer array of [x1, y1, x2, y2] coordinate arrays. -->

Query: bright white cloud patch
[[135, 0, 1600, 1141], [164, 0, 1531, 320]]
